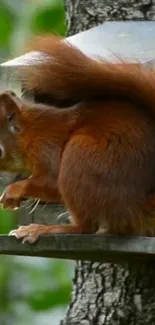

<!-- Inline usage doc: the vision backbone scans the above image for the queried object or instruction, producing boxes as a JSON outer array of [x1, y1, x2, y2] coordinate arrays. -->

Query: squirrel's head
[[0, 91, 26, 172]]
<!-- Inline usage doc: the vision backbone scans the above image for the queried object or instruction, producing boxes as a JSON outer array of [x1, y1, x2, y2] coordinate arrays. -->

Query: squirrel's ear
[[0, 91, 22, 121]]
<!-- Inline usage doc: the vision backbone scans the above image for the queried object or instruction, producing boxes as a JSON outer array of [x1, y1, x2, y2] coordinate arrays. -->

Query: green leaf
[[30, 4, 66, 36], [0, 4, 15, 48], [26, 285, 71, 310]]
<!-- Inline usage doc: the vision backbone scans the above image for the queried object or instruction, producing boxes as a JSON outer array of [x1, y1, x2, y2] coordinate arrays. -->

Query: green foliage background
[[0, 0, 66, 59], [0, 1, 74, 325]]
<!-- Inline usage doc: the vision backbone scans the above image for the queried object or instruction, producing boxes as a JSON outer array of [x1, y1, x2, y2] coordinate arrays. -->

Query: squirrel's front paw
[[9, 224, 44, 244], [0, 183, 24, 209]]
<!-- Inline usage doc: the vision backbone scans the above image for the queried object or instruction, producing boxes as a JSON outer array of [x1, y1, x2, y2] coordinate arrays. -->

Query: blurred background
[[0, 1, 74, 325]]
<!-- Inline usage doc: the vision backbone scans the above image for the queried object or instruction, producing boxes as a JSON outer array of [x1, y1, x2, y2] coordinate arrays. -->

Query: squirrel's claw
[[8, 224, 42, 244]]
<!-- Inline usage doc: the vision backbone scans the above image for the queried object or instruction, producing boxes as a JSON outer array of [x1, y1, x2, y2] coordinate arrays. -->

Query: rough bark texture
[[61, 261, 155, 325], [61, 1, 155, 324], [64, 0, 155, 36]]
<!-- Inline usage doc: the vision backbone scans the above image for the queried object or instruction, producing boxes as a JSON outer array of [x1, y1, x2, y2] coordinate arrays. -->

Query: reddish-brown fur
[[1, 36, 155, 242]]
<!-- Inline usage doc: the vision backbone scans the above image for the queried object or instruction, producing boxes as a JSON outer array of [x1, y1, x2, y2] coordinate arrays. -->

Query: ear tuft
[[0, 91, 22, 121], [5, 90, 17, 98]]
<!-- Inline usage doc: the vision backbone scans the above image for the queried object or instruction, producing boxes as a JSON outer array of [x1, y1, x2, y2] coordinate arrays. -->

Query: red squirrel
[[0, 35, 155, 243]]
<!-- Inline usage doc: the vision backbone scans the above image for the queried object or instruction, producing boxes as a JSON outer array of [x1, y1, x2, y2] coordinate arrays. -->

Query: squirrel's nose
[[0, 144, 5, 159]]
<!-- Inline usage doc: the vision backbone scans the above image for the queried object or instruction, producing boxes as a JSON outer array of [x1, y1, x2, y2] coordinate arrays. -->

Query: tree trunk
[[61, 261, 155, 324], [64, 0, 155, 36], [61, 1, 155, 324]]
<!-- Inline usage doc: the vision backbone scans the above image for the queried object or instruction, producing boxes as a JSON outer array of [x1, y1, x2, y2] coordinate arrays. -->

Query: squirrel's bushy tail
[[21, 35, 155, 115]]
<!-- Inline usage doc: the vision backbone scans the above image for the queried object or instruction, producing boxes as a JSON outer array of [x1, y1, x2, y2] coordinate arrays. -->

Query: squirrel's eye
[[0, 144, 5, 159], [9, 125, 20, 133]]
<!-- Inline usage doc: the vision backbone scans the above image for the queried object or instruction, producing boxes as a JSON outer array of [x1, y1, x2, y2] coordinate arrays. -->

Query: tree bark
[[61, 1, 155, 324], [61, 261, 155, 325], [64, 0, 155, 36]]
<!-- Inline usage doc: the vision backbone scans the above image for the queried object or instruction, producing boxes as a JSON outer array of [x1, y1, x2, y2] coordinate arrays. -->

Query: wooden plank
[[18, 207, 34, 225], [0, 234, 155, 263], [33, 204, 66, 225], [19, 204, 67, 225]]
